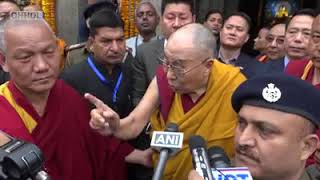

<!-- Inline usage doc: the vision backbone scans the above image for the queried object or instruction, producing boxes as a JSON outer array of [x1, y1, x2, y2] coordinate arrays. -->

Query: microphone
[[207, 146, 230, 168], [189, 135, 214, 180], [207, 146, 253, 180], [150, 123, 184, 180]]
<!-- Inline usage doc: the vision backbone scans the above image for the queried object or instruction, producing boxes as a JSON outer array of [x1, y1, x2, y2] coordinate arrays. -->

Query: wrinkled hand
[[188, 170, 204, 180], [140, 148, 153, 167], [84, 93, 120, 136]]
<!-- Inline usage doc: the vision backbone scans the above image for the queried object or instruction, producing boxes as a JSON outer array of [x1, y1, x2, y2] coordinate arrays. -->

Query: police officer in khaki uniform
[[65, 1, 118, 69], [65, 42, 88, 68]]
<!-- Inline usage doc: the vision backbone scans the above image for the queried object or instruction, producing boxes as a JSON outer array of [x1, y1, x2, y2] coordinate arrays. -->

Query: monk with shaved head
[[0, 12, 149, 180], [86, 23, 246, 180]]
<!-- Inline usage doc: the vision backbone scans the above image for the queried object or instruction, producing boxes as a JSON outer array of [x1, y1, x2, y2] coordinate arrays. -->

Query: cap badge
[[262, 83, 281, 103]]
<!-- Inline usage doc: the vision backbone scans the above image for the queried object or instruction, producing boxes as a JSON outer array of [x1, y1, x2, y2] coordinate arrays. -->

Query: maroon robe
[[0, 80, 133, 180], [156, 66, 205, 121]]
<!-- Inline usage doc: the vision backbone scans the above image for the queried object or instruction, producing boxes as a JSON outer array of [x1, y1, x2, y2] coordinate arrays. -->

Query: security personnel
[[64, 42, 88, 69], [189, 74, 320, 180], [65, 1, 118, 69]]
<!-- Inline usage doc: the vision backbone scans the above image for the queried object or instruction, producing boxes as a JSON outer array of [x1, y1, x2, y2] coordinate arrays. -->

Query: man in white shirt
[[126, 1, 159, 57]]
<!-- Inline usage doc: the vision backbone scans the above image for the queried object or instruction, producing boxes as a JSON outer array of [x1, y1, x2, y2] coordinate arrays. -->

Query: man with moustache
[[218, 12, 266, 78], [86, 23, 246, 180], [188, 74, 320, 180], [65, 1, 119, 69], [126, 1, 160, 57], [62, 9, 153, 180]]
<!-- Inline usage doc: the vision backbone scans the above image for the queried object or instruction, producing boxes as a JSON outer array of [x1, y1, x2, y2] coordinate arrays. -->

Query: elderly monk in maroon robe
[[0, 13, 151, 180]]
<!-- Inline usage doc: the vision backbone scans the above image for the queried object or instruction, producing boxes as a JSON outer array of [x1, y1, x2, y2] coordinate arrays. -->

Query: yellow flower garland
[[120, 0, 140, 38], [29, 0, 140, 38], [31, 0, 56, 33]]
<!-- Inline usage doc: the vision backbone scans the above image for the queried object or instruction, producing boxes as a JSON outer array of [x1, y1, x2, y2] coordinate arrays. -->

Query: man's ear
[[203, 59, 213, 76], [88, 36, 94, 52], [0, 52, 4, 66], [300, 134, 319, 160], [244, 34, 250, 44], [2, 62, 8, 73], [0, 52, 8, 72]]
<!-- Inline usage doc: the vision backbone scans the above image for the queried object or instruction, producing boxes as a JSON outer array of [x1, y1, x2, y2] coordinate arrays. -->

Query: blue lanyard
[[87, 56, 123, 103]]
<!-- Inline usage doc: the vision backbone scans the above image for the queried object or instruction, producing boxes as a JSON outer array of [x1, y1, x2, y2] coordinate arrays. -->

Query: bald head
[[23, 4, 42, 11], [0, 17, 55, 54], [167, 23, 216, 58]]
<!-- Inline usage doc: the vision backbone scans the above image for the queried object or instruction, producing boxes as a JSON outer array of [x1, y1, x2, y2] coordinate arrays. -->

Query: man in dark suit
[[263, 23, 286, 73], [265, 9, 316, 73], [132, 0, 196, 106], [218, 12, 267, 78]]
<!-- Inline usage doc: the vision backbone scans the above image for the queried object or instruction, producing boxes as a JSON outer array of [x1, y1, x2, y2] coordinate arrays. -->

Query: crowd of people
[[0, 0, 319, 180]]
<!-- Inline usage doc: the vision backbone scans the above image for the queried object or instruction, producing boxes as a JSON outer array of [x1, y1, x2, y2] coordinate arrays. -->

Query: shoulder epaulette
[[65, 42, 87, 52]]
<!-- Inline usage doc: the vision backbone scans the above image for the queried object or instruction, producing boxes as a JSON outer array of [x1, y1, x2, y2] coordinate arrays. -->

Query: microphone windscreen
[[189, 135, 206, 151], [207, 146, 230, 168], [165, 123, 179, 132]]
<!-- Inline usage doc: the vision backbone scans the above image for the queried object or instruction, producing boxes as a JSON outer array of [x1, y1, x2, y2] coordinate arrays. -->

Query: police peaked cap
[[84, 1, 118, 19], [232, 74, 320, 127]]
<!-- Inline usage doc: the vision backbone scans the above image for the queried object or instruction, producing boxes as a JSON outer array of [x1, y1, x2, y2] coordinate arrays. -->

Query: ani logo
[[262, 83, 281, 103]]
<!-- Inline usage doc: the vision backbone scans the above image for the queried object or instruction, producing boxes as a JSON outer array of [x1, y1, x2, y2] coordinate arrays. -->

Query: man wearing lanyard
[[126, 1, 160, 57], [61, 9, 153, 179]]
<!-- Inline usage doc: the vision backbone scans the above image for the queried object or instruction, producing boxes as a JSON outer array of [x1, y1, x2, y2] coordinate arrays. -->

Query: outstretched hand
[[85, 93, 120, 136]]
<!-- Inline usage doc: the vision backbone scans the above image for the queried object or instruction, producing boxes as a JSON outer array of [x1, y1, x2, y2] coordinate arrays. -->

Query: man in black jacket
[[61, 9, 153, 180], [218, 12, 267, 78]]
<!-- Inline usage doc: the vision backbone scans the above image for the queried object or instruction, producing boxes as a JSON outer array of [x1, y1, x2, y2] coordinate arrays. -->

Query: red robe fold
[[0, 80, 133, 180]]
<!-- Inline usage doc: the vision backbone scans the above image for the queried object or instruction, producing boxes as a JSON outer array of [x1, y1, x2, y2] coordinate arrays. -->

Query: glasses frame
[[158, 56, 211, 77], [266, 35, 285, 46]]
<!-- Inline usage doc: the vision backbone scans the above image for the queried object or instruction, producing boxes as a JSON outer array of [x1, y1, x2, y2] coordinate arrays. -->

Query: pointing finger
[[85, 93, 110, 110]]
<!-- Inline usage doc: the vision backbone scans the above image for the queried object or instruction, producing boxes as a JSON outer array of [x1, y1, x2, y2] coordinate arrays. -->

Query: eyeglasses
[[157, 56, 211, 77], [266, 35, 285, 45]]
